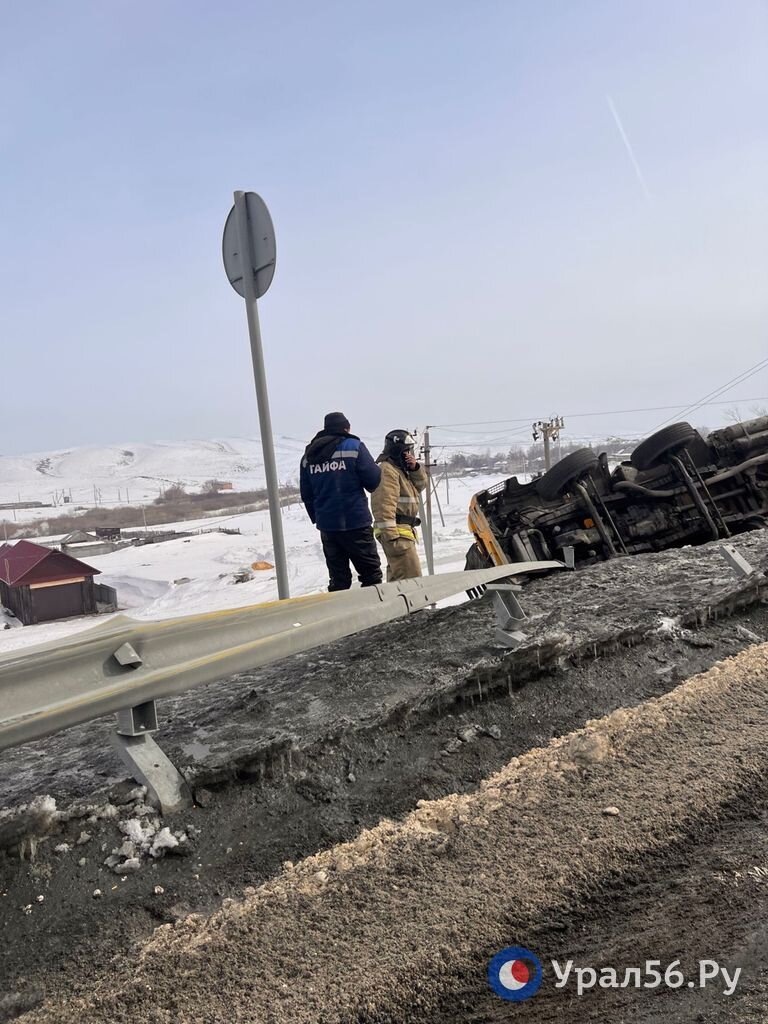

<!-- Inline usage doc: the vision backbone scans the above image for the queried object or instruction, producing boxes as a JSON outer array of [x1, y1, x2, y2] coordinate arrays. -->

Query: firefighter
[[300, 412, 383, 591], [371, 429, 428, 581]]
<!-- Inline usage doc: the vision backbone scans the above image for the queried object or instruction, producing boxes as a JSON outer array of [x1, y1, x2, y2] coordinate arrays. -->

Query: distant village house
[[0, 540, 117, 626], [60, 529, 120, 558]]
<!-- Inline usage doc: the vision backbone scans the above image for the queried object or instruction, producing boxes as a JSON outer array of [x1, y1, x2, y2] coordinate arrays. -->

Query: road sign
[[223, 191, 289, 599], [222, 192, 276, 299]]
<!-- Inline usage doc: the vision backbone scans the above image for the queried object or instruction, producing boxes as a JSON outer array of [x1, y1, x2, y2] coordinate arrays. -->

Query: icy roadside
[[1, 528, 766, 846], [21, 639, 768, 1024]]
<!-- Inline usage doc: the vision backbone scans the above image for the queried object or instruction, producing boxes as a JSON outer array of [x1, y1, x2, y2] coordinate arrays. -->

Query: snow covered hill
[[0, 436, 311, 511], [0, 426, 539, 515], [0, 431, 434, 512]]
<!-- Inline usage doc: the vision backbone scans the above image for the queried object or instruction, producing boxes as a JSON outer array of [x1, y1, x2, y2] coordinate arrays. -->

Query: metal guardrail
[[0, 562, 561, 810]]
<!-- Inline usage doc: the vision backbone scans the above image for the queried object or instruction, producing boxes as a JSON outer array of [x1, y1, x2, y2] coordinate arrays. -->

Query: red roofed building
[[0, 540, 116, 625]]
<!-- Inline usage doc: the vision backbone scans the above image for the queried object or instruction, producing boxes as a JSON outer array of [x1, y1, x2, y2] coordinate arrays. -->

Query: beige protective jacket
[[371, 459, 428, 542]]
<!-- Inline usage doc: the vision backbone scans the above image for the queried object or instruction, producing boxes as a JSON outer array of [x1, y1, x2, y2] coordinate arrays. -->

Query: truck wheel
[[631, 422, 696, 471], [536, 449, 599, 501], [743, 516, 767, 532]]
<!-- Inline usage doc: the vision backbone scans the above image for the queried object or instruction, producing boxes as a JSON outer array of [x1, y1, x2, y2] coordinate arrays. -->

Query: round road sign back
[[222, 192, 276, 299]]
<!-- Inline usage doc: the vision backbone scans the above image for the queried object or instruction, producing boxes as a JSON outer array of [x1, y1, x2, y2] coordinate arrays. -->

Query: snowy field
[[0, 471, 513, 654]]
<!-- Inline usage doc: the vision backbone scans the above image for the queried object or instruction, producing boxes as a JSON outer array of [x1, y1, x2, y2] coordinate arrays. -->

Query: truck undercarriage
[[466, 416, 768, 569]]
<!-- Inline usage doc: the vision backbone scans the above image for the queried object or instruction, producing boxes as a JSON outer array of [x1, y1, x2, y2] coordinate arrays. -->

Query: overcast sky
[[1, 0, 766, 456]]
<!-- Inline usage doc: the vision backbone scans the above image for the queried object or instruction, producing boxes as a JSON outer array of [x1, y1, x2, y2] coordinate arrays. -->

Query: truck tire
[[743, 515, 767, 532], [536, 449, 599, 501], [631, 423, 696, 471]]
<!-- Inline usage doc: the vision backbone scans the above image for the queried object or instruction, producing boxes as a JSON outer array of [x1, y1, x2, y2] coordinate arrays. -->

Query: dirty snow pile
[[0, 785, 191, 870], [657, 615, 686, 638], [104, 806, 188, 875], [0, 792, 119, 858]]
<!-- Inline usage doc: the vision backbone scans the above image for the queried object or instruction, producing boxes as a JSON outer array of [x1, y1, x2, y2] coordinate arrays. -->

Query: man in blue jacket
[[300, 412, 383, 591]]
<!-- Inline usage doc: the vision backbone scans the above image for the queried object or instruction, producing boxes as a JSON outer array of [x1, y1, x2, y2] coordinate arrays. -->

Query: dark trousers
[[320, 526, 383, 591]]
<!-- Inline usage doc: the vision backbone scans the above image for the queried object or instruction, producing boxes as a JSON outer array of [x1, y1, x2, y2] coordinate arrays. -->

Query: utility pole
[[532, 417, 565, 470], [421, 428, 435, 575], [428, 463, 446, 528]]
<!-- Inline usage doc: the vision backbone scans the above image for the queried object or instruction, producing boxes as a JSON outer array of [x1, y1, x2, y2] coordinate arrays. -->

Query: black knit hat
[[324, 411, 350, 432]]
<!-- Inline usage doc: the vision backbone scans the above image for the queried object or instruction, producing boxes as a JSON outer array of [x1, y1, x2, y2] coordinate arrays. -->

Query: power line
[[430, 395, 768, 431], [433, 423, 542, 437], [652, 357, 768, 429], [433, 425, 535, 444], [435, 435, 646, 450]]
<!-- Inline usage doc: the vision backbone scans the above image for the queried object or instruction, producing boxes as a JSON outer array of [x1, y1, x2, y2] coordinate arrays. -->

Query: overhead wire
[[430, 394, 768, 431], [651, 357, 768, 429]]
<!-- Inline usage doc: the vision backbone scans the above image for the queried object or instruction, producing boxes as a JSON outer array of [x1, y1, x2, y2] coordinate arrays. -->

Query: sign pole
[[232, 191, 290, 599]]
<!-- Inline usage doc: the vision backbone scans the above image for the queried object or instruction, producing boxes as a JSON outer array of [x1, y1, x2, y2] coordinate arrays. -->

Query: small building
[[94, 526, 122, 541], [0, 540, 117, 625], [61, 530, 117, 558]]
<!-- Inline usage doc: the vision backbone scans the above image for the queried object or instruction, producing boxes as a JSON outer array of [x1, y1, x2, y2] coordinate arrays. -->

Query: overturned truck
[[466, 417, 768, 570]]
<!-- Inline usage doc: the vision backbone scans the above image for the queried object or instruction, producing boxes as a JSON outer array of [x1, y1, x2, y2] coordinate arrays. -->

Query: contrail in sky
[[606, 95, 654, 206]]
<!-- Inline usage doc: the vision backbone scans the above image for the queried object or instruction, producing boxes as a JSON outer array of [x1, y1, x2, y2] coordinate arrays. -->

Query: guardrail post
[[719, 543, 756, 580], [111, 700, 192, 815], [487, 582, 528, 648]]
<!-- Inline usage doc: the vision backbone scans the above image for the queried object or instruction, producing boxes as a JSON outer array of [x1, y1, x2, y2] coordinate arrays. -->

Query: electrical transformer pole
[[532, 417, 565, 470]]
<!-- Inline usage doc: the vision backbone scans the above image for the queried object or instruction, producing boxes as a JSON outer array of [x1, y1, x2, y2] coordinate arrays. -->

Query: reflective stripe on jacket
[[371, 459, 428, 542], [299, 433, 381, 531]]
